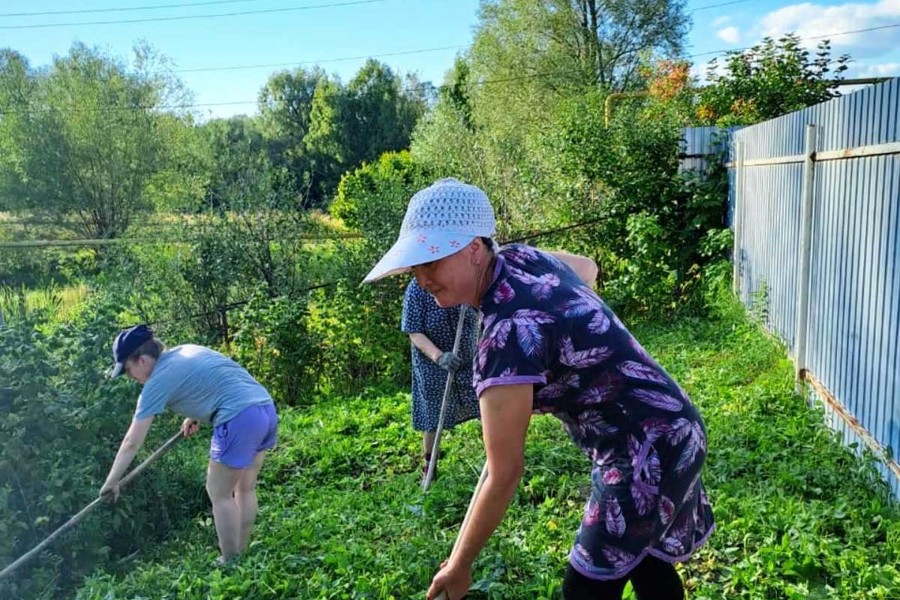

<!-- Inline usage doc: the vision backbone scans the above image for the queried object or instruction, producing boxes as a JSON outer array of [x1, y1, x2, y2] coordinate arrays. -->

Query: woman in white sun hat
[[364, 178, 714, 600]]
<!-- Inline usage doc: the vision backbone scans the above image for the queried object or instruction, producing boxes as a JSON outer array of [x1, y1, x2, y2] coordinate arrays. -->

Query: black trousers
[[562, 555, 685, 600]]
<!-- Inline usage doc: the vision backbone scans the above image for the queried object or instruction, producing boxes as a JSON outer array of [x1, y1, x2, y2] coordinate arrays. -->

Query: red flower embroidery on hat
[[429, 245, 440, 253], [417, 234, 427, 243]]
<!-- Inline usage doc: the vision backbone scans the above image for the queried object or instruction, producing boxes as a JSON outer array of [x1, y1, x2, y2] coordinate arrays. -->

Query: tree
[[0, 50, 33, 212], [473, 0, 689, 93], [198, 115, 273, 209], [696, 34, 849, 126], [303, 77, 347, 203], [257, 66, 327, 204], [412, 1, 690, 235], [0, 43, 192, 238], [412, 58, 486, 181], [342, 60, 428, 166], [305, 60, 430, 203], [258, 61, 429, 209]]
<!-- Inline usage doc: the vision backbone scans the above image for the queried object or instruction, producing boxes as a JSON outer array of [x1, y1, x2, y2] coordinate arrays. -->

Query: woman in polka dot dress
[[402, 279, 480, 475]]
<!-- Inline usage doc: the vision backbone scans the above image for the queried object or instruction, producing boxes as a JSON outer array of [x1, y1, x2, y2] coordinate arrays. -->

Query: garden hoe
[[0, 430, 184, 581], [421, 306, 469, 492], [433, 461, 489, 600]]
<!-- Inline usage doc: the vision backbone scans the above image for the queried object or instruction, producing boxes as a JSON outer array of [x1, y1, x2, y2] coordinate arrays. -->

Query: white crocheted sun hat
[[363, 177, 497, 282]]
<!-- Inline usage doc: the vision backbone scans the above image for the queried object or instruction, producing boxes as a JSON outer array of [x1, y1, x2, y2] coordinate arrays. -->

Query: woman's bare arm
[[547, 250, 599, 287]]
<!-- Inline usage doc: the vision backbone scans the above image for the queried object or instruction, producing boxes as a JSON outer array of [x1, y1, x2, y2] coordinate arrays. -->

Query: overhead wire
[[0, 0, 277, 18], [175, 45, 464, 74], [688, 0, 755, 14], [0, 0, 390, 30], [689, 22, 900, 58], [2, 16, 892, 117], [0, 0, 760, 26], [131, 215, 612, 328]]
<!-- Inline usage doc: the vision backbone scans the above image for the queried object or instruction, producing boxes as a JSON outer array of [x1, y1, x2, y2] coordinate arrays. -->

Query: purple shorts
[[209, 403, 278, 469]]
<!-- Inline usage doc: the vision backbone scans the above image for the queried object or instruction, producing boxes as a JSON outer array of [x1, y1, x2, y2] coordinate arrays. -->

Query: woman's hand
[[436, 351, 461, 372], [426, 559, 471, 600], [181, 418, 199, 437], [99, 480, 120, 503]]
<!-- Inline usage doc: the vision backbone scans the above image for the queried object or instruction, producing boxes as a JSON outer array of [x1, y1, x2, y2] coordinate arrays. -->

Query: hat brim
[[363, 232, 475, 283], [110, 362, 124, 378]]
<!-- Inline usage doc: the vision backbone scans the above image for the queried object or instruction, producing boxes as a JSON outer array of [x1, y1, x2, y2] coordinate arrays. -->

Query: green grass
[[73, 308, 900, 600], [0, 283, 90, 324]]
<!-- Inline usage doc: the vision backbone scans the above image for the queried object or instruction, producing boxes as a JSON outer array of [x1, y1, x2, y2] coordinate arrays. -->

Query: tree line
[[0, 43, 429, 239]]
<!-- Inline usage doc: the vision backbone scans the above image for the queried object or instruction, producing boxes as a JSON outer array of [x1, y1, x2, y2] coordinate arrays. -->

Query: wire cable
[[176, 45, 463, 73], [689, 22, 900, 58], [0, 0, 277, 18], [0, 0, 390, 30], [4, 17, 887, 117], [688, 0, 755, 14]]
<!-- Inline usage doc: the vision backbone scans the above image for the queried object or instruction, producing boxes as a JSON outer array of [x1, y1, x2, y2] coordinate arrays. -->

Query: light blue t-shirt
[[134, 345, 273, 427]]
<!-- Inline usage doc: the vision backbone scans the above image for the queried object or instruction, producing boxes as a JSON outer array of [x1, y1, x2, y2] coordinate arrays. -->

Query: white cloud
[[691, 58, 730, 85], [717, 26, 741, 43], [854, 61, 900, 76], [759, 0, 900, 58], [712, 16, 731, 27]]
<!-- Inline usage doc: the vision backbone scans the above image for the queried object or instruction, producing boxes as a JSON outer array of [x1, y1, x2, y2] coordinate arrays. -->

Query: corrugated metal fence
[[682, 78, 900, 498]]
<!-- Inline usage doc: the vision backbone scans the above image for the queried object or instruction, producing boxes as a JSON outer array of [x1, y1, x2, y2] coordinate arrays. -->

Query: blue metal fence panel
[[738, 162, 803, 346], [680, 126, 729, 173], [721, 78, 900, 497]]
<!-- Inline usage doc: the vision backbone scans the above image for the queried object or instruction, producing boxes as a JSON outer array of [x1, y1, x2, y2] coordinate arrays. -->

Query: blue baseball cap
[[363, 178, 497, 283], [110, 324, 154, 377]]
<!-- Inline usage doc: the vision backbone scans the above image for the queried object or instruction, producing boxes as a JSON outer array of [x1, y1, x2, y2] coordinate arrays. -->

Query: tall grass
[[0, 284, 90, 324]]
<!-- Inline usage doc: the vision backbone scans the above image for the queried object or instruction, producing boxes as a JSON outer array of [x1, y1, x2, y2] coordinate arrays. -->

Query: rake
[[0, 430, 184, 580]]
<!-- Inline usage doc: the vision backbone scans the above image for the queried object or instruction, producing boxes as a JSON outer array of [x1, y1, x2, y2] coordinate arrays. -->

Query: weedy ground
[[75, 307, 900, 600]]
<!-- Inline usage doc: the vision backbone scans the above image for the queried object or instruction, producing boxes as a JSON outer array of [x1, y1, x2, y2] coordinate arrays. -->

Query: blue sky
[[3, 0, 899, 120]]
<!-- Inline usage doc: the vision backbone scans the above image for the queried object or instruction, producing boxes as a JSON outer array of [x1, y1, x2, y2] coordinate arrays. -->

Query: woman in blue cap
[[99, 325, 278, 564], [364, 178, 714, 600]]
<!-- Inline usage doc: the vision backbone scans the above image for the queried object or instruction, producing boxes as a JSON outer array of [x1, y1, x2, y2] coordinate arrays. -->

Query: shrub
[[230, 294, 318, 406], [315, 150, 431, 395], [549, 92, 730, 316], [305, 252, 409, 396], [330, 150, 429, 250], [0, 314, 207, 600], [696, 34, 849, 127]]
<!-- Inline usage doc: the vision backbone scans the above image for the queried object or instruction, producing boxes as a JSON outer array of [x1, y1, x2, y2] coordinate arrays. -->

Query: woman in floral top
[[364, 178, 713, 600]]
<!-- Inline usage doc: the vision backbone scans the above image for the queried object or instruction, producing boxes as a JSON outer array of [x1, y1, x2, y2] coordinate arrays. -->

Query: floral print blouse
[[475, 244, 715, 580]]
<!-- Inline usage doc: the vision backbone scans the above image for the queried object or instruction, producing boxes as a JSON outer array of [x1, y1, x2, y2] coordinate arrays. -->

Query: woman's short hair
[[480, 236, 498, 253], [128, 338, 165, 362]]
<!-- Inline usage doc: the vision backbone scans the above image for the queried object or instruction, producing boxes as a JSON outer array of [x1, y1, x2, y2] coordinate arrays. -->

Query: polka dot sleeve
[[401, 279, 428, 335]]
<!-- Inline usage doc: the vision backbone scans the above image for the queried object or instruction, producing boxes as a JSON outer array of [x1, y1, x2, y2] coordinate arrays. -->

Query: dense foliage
[[696, 35, 850, 127], [258, 60, 431, 208], [0, 315, 207, 600], [0, 7, 886, 599], [0, 44, 430, 236], [0, 44, 196, 239]]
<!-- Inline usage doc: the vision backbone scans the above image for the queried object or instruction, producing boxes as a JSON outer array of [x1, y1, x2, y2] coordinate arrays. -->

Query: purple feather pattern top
[[475, 245, 715, 581]]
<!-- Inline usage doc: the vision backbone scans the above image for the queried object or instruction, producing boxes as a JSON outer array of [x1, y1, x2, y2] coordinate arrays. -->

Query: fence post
[[795, 124, 818, 387], [732, 142, 745, 295]]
